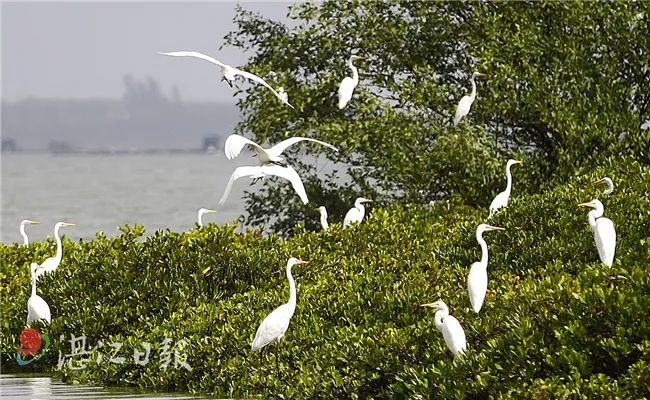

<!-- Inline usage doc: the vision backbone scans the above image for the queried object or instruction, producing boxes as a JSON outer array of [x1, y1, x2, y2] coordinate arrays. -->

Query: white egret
[[251, 258, 308, 371], [579, 200, 616, 266], [219, 164, 309, 206], [315, 206, 329, 230], [467, 224, 505, 313], [27, 263, 51, 325], [421, 300, 467, 357], [197, 208, 217, 227], [34, 222, 75, 280], [453, 71, 487, 125], [20, 220, 40, 246], [343, 197, 372, 228], [595, 177, 614, 195], [489, 159, 523, 218], [224, 134, 338, 165], [338, 55, 365, 109], [159, 51, 294, 108]]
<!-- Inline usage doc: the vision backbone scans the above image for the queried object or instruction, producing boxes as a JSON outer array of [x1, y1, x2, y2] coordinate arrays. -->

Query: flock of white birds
[[19, 49, 618, 364]]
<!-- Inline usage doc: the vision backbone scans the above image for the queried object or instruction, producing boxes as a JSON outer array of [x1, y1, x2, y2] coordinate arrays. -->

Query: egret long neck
[[470, 75, 477, 101], [477, 231, 489, 266], [320, 212, 329, 230], [20, 224, 29, 246], [54, 226, 63, 263], [355, 201, 365, 216], [349, 60, 359, 84], [197, 211, 204, 227], [434, 310, 445, 332], [504, 164, 514, 195], [287, 265, 297, 311], [31, 268, 37, 297], [587, 208, 602, 230]]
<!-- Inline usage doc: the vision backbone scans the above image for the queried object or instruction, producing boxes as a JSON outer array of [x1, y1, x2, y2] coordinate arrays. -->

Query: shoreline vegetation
[[2, 158, 648, 398]]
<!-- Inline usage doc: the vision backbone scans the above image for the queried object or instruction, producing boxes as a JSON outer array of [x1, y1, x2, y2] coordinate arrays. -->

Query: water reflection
[[0, 374, 203, 399]]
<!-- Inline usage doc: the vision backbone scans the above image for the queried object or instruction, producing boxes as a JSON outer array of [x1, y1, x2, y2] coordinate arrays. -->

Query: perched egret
[[595, 177, 614, 195], [27, 263, 51, 325], [20, 220, 40, 246], [34, 222, 75, 280], [224, 134, 338, 165], [467, 224, 505, 313], [338, 55, 365, 109], [219, 164, 309, 206], [453, 71, 487, 125], [343, 197, 372, 228], [315, 206, 329, 230], [579, 200, 616, 266], [251, 258, 308, 371], [421, 300, 467, 357], [159, 51, 294, 108], [489, 159, 523, 218], [197, 208, 217, 227]]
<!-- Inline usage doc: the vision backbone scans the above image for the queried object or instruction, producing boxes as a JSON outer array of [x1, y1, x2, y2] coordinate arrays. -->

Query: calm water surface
[[1, 153, 253, 244], [0, 374, 204, 399]]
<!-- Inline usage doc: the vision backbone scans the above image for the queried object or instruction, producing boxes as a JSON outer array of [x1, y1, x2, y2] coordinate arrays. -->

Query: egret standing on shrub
[[467, 224, 505, 313], [489, 159, 523, 218], [453, 71, 487, 125], [421, 300, 467, 357], [338, 55, 365, 109], [27, 263, 51, 324], [595, 177, 614, 195], [197, 208, 216, 227], [34, 222, 75, 280], [19, 219, 40, 246], [315, 206, 329, 230], [343, 197, 372, 228], [579, 199, 616, 266], [252, 258, 308, 372], [224, 134, 338, 165], [159, 51, 294, 108]]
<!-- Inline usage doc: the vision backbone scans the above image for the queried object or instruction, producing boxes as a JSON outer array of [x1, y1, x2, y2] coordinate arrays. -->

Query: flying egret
[[421, 300, 467, 357], [20, 220, 40, 246], [159, 51, 294, 108], [224, 134, 338, 165], [197, 208, 217, 227], [453, 71, 487, 125], [579, 199, 616, 266], [34, 222, 75, 280], [338, 55, 365, 109], [251, 257, 308, 372], [315, 206, 329, 230], [489, 159, 523, 217], [219, 164, 309, 206], [27, 263, 51, 325], [595, 177, 614, 195], [343, 197, 372, 228], [467, 224, 505, 313]]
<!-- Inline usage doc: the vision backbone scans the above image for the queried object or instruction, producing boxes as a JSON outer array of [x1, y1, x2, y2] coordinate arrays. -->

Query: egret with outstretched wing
[[219, 164, 309, 206], [224, 134, 338, 164]]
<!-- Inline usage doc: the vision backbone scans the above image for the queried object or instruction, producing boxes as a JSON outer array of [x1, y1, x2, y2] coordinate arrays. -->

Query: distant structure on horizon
[[1, 75, 239, 152]]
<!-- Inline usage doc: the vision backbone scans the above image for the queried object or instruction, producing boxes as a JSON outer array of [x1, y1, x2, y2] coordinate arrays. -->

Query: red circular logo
[[18, 328, 42, 355]]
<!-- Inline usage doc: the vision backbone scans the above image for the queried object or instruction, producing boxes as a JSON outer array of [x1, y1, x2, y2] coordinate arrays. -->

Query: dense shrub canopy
[[223, 1, 649, 232], [2, 158, 649, 397]]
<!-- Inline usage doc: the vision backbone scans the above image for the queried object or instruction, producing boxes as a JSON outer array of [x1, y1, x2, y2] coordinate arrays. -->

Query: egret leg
[[275, 345, 279, 376]]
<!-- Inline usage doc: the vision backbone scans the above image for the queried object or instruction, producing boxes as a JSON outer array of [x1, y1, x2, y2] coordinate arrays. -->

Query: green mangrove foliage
[[1, 158, 649, 398], [223, 1, 649, 233]]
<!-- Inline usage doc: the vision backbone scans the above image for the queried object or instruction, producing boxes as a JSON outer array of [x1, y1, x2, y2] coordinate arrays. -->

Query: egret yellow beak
[[28, 220, 41, 224], [297, 260, 309, 265], [578, 202, 591, 208], [205, 209, 217, 214], [514, 160, 523, 165], [62, 223, 76, 227], [593, 179, 606, 185]]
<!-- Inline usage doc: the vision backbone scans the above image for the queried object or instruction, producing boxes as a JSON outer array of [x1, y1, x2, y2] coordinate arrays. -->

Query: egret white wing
[[224, 135, 266, 160], [467, 263, 488, 313], [595, 218, 616, 266], [263, 164, 309, 204], [218, 166, 263, 206], [231, 67, 295, 108], [268, 137, 339, 158], [251, 304, 292, 350], [27, 295, 51, 324], [442, 315, 467, 356], [338, 77, 355, 109], [454, 95, 473, 125], [343, 208, 362, 227], [159, 51, 226, 68]]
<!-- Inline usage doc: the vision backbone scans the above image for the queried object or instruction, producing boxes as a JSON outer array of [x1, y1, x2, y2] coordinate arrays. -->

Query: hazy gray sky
[[1, 1, 293, 102]]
